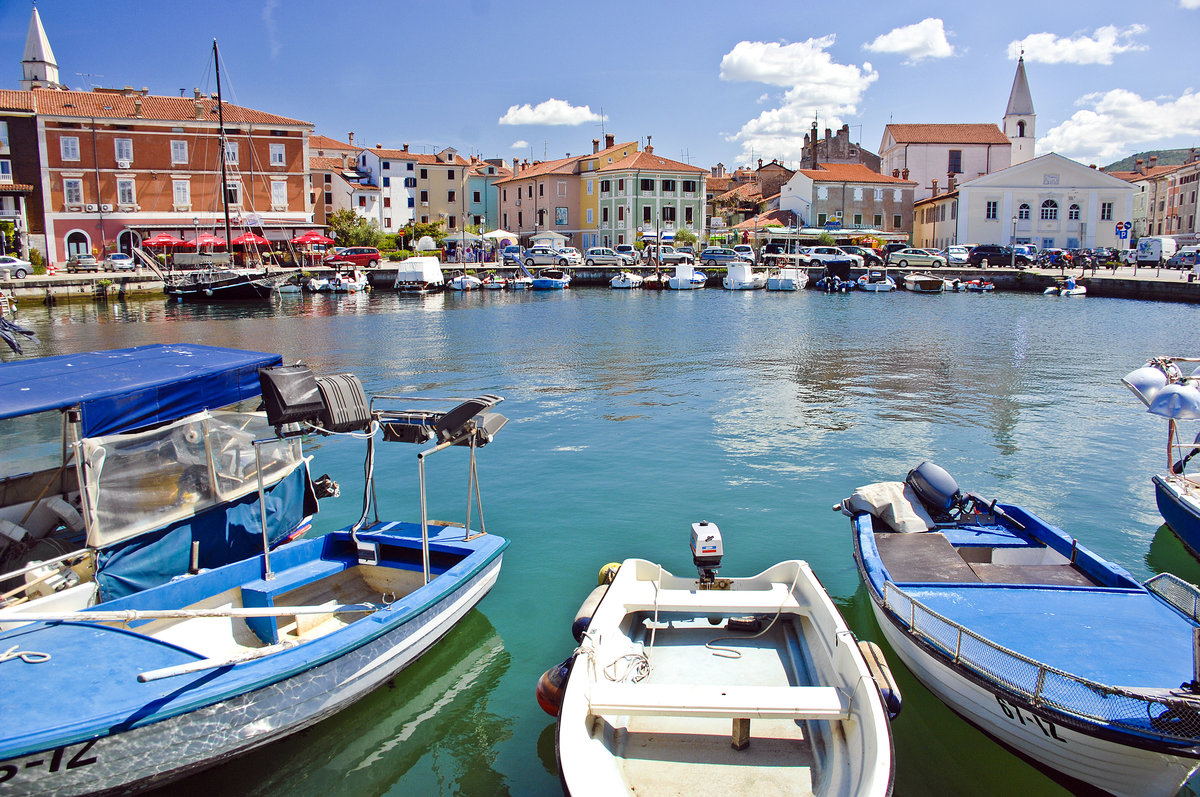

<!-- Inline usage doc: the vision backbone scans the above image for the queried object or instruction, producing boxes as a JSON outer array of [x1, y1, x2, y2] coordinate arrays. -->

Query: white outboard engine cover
[[691, 521, 723, 575], [906, 462, 961, 514]]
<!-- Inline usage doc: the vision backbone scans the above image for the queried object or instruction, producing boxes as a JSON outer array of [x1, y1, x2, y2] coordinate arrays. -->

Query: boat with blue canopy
[[0, 344, 323, 608], [841, 462, 1200, 797], [0, 365, 511, 795]]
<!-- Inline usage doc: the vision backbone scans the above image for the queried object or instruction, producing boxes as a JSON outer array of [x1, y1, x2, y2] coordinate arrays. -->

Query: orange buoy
[[536, 656, 573, 717]]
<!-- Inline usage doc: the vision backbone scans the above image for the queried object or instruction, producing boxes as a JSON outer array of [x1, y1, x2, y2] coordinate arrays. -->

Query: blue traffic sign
[[1123, 221, 1132, 230], [1117, 230, 1128, 239]]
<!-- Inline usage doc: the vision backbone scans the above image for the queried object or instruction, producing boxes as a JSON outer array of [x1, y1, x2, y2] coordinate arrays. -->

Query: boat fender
[[536, 655, 575, 717], [0, 519, 30, 543], [598, 562, 621, 585], [45, 495, 84, 533], [858, 640, 902, 719], [572, 584, 610, 642]]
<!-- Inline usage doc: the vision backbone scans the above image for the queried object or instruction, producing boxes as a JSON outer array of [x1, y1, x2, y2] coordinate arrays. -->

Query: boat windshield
[[80, 410, 302, 548]]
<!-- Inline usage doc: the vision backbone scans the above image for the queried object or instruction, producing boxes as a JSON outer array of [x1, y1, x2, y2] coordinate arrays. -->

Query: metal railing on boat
[[882, 580, 1200, 743]]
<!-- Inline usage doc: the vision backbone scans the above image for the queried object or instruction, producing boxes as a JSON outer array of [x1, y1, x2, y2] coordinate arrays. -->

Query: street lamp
[[1010, 216, 1017, 269], [193, 216, 200, 253]]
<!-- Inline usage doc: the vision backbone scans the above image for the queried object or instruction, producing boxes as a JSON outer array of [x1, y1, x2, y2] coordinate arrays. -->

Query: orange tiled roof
[[597, 149, 705, 174], [797, 162, 915, 184], [367, 148, 469, 166], [884, 123, 1010, 145], [0, 88, 309, 127], [913, 190, 960, 207], [470, 162, 512, 179], [309, 156, 346, 171], [495, 155, 580, 183], [732, 209, 796, 230], [715, 182, 761, 202], [310, 134, 355, 151], [1107, 164, 1185, 181]]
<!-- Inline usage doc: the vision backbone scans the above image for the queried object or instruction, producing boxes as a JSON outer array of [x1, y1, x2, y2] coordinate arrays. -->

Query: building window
[[662, 206, 676, 222], [586, 208, 594, 224], [874, 189, 883, 201], [382, 161, 390, 170], [662, 179, 677, 193], [640, 178, 654, 192], [557, 181, 567, 196], [225, 181, 241, 207], [173, 179, 190, 207], [1100, 202, 1114, 221], [271, 181, 287, 207], [893, 214, 902, 229], [0, 161, 10, 184], [473, 191, 481, 203], [986, 201, 998, 220], [586, 180, 593, 196], [382, 177, 390, 188], [817, 213, 827, 226], [527, 185, 533, 198], [517, 211, 522, 227], [420, 190, 428, 203], [853, 187, 863, 201], [1068, 203, 1080, 220], [539, 183, 544, 197], [223, 141, 239, 164], [447, 169, 455, 179], [1017, 120, 1026, 137], [600, 180, 611, 194], [948, 150, 962, 174], [60, 136, 80, 161], [0, 121, 7, 148], [420, 168, 428, 179], [503, 212, 508, 228], [404, 177, 416, 188], [117, 179, 136, 205], [323, 173, 331, 184], [602, 207, 609, 223], [874, 213, 883, 227], [1018, 203, 1031, 220], [358, 195, 367, 207], [683, 180, 697, 193], [853, 213, 863, 226], [643, 206, 652, 224], [685, 207, 694, 225], [1040, 199, 1058, 220], [270, 143, 285, 165], [448, 190, 456, 203], [407, 162, 414, 171], [114, 138, 133, 163], [617, 179, 625, 192], [384, 217, 391, 228], [617, 206, 624, 222], [64, 178, 83, 204], [325, 192, 333, 206], [407, 197, 414, 207], [171, 140, 188, 164]]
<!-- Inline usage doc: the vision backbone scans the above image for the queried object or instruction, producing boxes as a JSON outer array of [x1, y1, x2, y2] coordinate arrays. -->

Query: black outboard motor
[[906, 462, 962, 520]]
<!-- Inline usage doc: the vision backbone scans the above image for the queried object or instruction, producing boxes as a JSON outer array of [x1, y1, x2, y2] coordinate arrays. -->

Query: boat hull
[[1154, 474, 1200, 558], [164, 272, 276, 302], [0, 538, 505, 797]]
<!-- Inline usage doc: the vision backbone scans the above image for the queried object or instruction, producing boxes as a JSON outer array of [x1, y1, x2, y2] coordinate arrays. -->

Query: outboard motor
[[906, 462, 962, 519], [691, 521, 723, 587]]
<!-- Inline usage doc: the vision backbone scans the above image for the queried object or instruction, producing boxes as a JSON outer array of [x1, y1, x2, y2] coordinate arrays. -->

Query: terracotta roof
[[797, 162, 916, 185], [310, 134, 356, 151], [884, 123, 1010, 145], [597, 149, 705, 174], [470, 162, 512, 179], [495, 155, 580, 183], [0, 88, 310, 127], [715, 182, 761, 202], [913, 190, 960, 207], [589, 140, 639, 160], [1107, 164, 1185, 182], [367, 148, 469, 167], [732, 209, 796, 230], [309, 156, 346, 171]]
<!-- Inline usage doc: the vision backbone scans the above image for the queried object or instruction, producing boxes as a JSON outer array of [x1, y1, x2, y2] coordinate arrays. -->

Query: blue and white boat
[[1123, 357, 1200, 558], [766, 266, 808, 291], [532, 268, 571, 290], [856, 269, 896, 292], [667, 263, 707, 290], [0, 344, 321, 607], [0, 369, 511, 796], [842, 462, 1200, 797]]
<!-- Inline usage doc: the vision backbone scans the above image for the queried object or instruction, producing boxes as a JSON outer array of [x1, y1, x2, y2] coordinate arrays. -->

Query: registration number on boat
[[996, 695, 1066, 742], [0, 740, 98, 784]]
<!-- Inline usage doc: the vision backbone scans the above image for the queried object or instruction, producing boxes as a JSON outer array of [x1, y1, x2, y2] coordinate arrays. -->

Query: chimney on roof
[[194, 99, 204, 120], [605, 133, 614, 149], [1150, 155, 1158, 168], [1135, 158, 1144, 174], [1090, 164, 1096, 169], [757, 158, 763, 168], [892, 169, 900, 178], [348, 132, 354, 146], [593, 138, 600, 153], [376, 143, 382, 149], [645, 145, 653, 155], [134, 97, 143, 118], [931, 178, 939, 196], [947, 173, 956, 192], [341, 154, 348, 169], [901, 168, 909, 180], [193, 87, 201, 100], [402, 143, 409, 152]]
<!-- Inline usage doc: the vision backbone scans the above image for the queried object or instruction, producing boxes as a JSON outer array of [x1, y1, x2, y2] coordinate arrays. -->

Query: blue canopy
[[0, 344, 282, 437]]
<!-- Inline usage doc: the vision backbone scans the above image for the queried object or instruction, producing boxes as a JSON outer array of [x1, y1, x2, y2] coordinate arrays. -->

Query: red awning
[[188, 233, 228, 248], [291, 232, 334, 245], [231, 232, 271, 246], [142, 233, 188, 248]]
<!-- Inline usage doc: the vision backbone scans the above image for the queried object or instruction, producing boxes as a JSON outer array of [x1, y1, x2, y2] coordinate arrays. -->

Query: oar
[[138, 639, 302, 682]]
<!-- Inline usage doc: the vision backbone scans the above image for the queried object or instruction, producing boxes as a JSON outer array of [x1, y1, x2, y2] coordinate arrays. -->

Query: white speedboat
[[554, 525, 899, 796], [448, 273, 483, 291], [667, 263, 706, 290], [306, 276, 330, 292], [480, 273, 508, 290], [766, 267, 808, 291], [722, 262, 766, 290], [1044, 280, 1085, 296], [393, 257, 445, 294], [329, 269, 369, 293], [856, 270, 896, 292], [610, 271, 643, 289], [903, 273, 944, 293]]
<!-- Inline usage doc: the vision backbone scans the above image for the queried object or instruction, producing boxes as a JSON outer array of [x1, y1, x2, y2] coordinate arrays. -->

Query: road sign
[[1117, 230, 1128, 239], [1123, 221, 1132, 230], [1114, 224, 1123, 235]]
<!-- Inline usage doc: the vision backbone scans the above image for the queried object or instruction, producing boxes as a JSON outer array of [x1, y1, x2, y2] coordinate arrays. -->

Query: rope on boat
[[704, 564, 803, 659], [0, 645, 50, 665]]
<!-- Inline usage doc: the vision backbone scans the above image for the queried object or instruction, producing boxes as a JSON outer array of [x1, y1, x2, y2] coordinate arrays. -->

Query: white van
[[1136, 236, 1178, 266]]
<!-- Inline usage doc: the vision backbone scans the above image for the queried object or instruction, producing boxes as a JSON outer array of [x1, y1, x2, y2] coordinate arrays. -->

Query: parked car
[[524, 246, 573, 267], [732, 244, 756, 264], [966, 244, 1011, 268], [105, 253, 136, 271], [882, 242, 909, 260], [945, 245, 971, 265], [889, 248, 947, 268], [323, 246, 381, 268], [645, 245, 693, 266], [558, 247, 583, 265], [0, 255, 32, 279], [699, 247, 750, 267], [807, 246, 863, 268], [1166, 249, 1198, 270], [676, 245, 696, 258], [584, 247, 631, 266], [840, 245, 884, 267], [614, 244, 640, 263], [501, 245, 523, 265], [66, 254, 99, 273]]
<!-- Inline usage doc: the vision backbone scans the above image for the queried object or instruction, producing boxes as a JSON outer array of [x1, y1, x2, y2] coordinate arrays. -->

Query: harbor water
[[9, 287, 1200, 796]]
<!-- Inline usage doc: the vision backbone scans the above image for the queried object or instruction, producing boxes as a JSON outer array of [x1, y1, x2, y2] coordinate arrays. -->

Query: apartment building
[[595, 146, 707, 248]]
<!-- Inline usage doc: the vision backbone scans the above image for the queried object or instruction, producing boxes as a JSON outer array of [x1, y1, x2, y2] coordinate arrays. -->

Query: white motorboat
[[722, 262, 767, 290], [667, 263, 706, 290], [393, 257, 445, 294], [306, 276, 330, 292], [1044, 280, 1085, 296], [554, 525, 899, 796], [903, 273, 945, 293], [329, 269, 369, 293], [856, 270, 896, 292], [766, 267, 808, 291], [610, 271, 644, 289], [448, 273, 483, 291], [480, 273, 508, 290]]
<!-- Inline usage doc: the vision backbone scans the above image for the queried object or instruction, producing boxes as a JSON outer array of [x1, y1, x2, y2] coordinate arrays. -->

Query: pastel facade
[[467, 158, 511, 230], [595, 146, 706, 248], [780, 163, 916, 236]]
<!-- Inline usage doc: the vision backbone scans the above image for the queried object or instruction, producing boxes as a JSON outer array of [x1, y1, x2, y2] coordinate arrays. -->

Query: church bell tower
[[20, 6, 64, 90], [1003, 55, 1036, 166]]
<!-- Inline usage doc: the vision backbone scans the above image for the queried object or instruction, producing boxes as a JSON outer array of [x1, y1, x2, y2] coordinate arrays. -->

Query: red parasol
[[231, 232, 271, 246], [142, 233, 187, 248], [188, 233, 228, 248], [291, 231, 334, 245]]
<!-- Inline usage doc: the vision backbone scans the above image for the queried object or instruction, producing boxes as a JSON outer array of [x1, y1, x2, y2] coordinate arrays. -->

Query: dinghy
[[555, 524, 899, 796], [0, 368, 511, 796], [842, 462, 1200, 797], [610, 271, 643, 289]]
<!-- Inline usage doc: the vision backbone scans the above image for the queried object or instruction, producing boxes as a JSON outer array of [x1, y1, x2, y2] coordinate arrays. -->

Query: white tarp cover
[[841, 481, 934, 533], [80, 410, 302, 548], [393, 256, 444, 286]]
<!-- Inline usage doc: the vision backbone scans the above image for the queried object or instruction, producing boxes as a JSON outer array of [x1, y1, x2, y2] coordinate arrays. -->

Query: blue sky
[[4, 1, 1198, 170]]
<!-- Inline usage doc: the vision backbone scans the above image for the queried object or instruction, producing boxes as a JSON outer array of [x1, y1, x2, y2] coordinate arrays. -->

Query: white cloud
[[497, 98, 603, 126], [261, 0, 281, 59], [510, 140, 529, 149], [1039, 88, 1200, 163], [863, 18, 955, 64], [1182, 0, 1200, 8], [719, 37, 878, 162], [1007, 25, 1147, 65]]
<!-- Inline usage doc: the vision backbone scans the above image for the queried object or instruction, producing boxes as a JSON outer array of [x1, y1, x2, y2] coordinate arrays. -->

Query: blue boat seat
[[241, 557, 351, 644]]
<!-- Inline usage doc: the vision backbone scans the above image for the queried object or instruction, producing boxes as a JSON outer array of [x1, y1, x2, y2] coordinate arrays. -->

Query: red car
[[323, 247, 381, 268]]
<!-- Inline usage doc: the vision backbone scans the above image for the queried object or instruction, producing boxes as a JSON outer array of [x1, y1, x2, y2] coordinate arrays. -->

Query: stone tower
[[1003, 55, 1035, 166], [20, 6, 63, 90]]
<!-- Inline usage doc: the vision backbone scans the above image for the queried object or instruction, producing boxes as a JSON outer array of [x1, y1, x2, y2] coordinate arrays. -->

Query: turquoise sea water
[[10, 287, 1200, 795]]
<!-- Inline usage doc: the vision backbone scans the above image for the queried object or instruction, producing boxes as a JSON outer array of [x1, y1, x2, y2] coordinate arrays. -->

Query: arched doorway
[[117, 229, 141, 256], [64, 230, 90, 259]]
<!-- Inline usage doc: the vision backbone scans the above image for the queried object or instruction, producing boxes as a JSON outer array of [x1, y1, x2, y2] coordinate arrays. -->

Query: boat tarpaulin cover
[[0, 344, 282, 437]]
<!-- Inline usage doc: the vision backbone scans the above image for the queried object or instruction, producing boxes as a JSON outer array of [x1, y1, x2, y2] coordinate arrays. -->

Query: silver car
[[523, 247, 573, 267], [584, 247, 634, 266]]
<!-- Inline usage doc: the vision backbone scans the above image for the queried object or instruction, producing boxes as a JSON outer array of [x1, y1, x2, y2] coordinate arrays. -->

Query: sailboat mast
[[213, 40, 233, 249]]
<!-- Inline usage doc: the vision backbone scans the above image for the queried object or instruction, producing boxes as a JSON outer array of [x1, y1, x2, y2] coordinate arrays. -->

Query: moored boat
[[553, 525, 899, 796], [610, 271, 643, 289], [766, 266, 808, 291], [667, 263, 706, 290], [1044, 277, 1084, 296], [329, 268, 370, 293], [842, 461, 1200, 797], [903, 273, 944, 293], [722, 262, 767, 290], [856, 269, 895, 292], [480, 273, 508, 290], [532, 268, 571, 290], [448, 272, 483, 291], [393, 256, 445, 294]]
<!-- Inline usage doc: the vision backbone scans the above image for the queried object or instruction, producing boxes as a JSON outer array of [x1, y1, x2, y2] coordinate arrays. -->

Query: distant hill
[[1105, 148, 1194, 172]]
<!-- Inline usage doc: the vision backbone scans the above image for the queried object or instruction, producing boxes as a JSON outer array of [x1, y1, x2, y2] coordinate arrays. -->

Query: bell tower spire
[[21, 5, 63, 90], [1003, 53, 1036, 166]]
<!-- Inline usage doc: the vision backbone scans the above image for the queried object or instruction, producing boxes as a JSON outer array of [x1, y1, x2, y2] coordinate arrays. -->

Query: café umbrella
[[231, 232, 271, 247], [142, 233, 187, 248]]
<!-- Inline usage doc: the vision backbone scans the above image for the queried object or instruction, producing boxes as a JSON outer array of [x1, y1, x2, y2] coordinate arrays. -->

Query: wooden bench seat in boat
[[588, 683, 850, 720], [966, 563, 1096, 587], [875, 532, 981, 584], [241, 557, 351, 643]]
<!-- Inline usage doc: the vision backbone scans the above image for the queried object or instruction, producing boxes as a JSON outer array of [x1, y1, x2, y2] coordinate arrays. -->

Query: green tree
[[327, 209, 384, 248], [817, 231, 837, 246], [673, 228, 698, 245]]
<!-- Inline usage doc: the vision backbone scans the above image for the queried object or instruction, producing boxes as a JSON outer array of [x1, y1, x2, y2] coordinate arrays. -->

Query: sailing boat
[[163, 41, 286, 302]]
